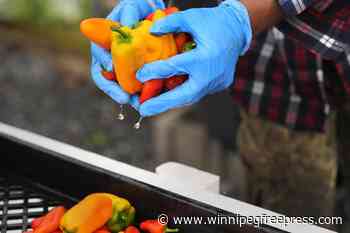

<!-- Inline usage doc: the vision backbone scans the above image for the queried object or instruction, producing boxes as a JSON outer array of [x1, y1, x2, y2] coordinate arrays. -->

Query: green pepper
[[102, 193, 136, 232], [182, 41, 196, 52]]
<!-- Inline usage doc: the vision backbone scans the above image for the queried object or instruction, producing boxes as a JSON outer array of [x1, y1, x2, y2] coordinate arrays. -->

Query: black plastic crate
[[0, 124, 284, 233], [0, 174, 71, 233]]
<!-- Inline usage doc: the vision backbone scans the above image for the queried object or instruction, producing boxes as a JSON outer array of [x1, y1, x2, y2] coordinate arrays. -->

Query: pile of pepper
[[24, 193, 178, 233], [80, 7, 194, 105]]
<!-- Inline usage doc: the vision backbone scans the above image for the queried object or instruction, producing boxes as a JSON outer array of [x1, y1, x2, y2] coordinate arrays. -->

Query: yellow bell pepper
[[111, 10, 177, 94], [60, 193, 113, 233]]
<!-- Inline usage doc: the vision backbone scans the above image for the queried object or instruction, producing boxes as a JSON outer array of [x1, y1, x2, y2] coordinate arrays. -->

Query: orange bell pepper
[[111, 10, 177, 95], [80, 8, 186, 102], [60, 193, 113, 233], [80, 18, 120, 50]]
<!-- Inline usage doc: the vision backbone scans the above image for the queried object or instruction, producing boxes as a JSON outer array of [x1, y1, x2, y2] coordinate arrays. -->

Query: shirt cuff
[[278, 0, 313, 15]]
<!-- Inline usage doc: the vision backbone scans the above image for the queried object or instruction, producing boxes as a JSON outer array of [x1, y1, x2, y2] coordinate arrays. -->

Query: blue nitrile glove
[[90, 0, 165, 106], [136, 0, 252, 116]]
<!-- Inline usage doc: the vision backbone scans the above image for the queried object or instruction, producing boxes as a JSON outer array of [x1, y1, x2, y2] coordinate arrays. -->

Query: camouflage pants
[[238, 110, 338, 219]]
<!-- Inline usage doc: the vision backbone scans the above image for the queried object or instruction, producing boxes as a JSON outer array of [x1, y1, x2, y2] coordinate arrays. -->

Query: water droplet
[[133, 117, 143, 130], [117, 105, 125, 121]]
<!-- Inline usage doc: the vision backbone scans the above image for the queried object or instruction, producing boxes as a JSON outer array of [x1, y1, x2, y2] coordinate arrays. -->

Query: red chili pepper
[[146, 7, 179, 21], [142, 7, 190, 101], [164, 6, 180, 15], [101, 70, 116, 81], [165, 39, 195, 91], [31, 216, 45, 229], [125, 226, 140, 233], [139, 79, 164, 104], [164, 76, 187, 91], [34, 206, 66, 233], [164, 7, 179, 15], [140, 220, 179, 233], [101, 65, 116, 81], [51, 230, 63, 233], [174, 33, 191, 53], [145, 12, 153, 21], [23, 231, 33, 233], [94, 226, 111, 233]]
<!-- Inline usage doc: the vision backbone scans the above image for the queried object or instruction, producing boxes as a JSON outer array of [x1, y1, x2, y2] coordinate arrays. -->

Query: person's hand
[[90, 0, 165, 106], [136, 0, 252, 116]]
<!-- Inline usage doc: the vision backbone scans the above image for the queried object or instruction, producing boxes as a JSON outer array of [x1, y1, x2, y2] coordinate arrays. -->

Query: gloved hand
[[90, 0, 165, 106], [136, 0, 252, 116]]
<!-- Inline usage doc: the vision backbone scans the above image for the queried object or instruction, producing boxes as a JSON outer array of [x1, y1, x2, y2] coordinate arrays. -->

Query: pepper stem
[[165, 228, 179, 233], [182, 42, 196, 52], [111, 26, 130, 40]]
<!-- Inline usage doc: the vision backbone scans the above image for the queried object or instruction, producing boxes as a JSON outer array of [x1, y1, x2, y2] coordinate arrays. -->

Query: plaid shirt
[[232, 0, 350, 132]]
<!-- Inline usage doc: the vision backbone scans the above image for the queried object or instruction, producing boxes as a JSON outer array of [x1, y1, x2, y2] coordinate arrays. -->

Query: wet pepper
[[60, 193, 113, 233], [139, 79, 164, 104], [164, 41, 196, 91], [102, 193, 135, 233], [111, 10, 177, 95], [139, 9, 179, 103]]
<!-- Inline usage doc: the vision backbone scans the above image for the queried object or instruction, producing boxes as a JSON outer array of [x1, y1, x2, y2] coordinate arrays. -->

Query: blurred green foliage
[[0, 0, 93, 25], [0, 0, 117, 54], [0, 0, 110, 54]]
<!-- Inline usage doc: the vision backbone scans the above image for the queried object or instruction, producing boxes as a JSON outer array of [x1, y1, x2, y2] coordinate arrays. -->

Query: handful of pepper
[[25, 193, 135, 233], [25, 193, 178, 233], [80, 8, 195, 127]]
